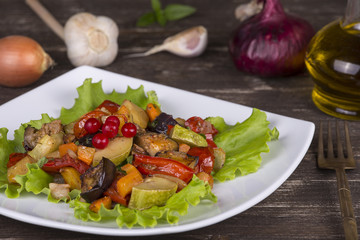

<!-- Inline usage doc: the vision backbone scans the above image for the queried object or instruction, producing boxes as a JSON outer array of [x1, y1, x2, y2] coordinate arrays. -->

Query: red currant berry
[[92, 133, 109, 149], [102, 121, 119, 138], [84, 118, 101, 134], [121, 122, 137, 138], [105, 115, 120, 127]]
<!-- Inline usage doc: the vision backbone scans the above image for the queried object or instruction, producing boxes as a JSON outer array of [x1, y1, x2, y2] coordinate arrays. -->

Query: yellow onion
[[0, 35, 54, 87]]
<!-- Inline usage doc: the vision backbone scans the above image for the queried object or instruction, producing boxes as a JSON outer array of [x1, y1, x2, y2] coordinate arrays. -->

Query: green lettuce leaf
[[207, 109, 279, 182], [0, 114, 54, 198], [69, 175, 216, 228], [60, 78, 159, 124]]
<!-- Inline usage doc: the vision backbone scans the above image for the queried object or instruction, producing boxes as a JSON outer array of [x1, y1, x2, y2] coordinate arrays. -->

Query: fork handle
[[336, 168, 359, 240]]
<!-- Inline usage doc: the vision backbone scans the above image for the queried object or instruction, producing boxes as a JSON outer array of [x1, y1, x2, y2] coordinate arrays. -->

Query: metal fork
[[318, 121, 358, 240]]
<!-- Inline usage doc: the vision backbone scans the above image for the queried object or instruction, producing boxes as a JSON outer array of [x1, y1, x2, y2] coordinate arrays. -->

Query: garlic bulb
[[235, 0, 264, 21], [64, 13, 119, 67], [125, 26, 208, 58]]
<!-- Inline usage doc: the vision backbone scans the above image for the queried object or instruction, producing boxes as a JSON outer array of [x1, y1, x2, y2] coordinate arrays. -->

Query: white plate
[[0, 66, 315, 236]]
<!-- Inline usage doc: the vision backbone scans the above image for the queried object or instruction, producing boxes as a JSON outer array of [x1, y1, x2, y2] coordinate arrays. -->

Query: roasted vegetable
[[23, 120, 63, 151], [60, 167, 82, 190], [135, 132, 178, 156], [128, 176, 177, 210], [196, 172, 214, 188], [7, 155, 37, 183], [80, 157, 116, 203], [122, 100, 149, 129], [169, 124, 208, 147], [146, 103, 161, 122], [187, 147, 215, 175], [156, 150, 198, 167], [116, 164, 143, 198], [92, 137, 133, 166], [148, 112, 178, 134], [185, 116, 218, 135], [77, 146, 95, 165], [89, 196, 112, 213], [7, 153, 28, 168], [42, 154, 90, 174], [58, 142, 78, 157], [133, 154, 194, 183], [49, 183, 71, 200], [103, 173, 128, 206], [213, 148, 226, 172], [28, 133, 64, 160]]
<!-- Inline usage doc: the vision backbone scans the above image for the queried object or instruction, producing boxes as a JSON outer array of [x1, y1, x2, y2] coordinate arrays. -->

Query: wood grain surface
[[0, 0, 359, 239]]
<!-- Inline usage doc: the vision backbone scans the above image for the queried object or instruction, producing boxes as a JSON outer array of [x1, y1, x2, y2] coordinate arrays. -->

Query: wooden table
[[0, 0, 359, 239]]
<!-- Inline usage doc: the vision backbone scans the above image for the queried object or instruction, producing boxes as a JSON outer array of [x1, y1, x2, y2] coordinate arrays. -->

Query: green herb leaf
[[136, 11, 156, 27], [155, 10, 167, 26], [137, 0, 196, 27], [164, 4, 196, 21], [151, 0, 162, 12]]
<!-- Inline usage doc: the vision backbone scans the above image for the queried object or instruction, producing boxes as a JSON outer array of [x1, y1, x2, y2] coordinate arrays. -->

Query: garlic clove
[[124, 26, 208, 58], [64, 12, 119, 67], [163, 26, 208, 57]]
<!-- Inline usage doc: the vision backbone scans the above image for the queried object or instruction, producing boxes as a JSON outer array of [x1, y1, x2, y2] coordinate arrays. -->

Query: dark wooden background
[[0, 0, 359, 239]]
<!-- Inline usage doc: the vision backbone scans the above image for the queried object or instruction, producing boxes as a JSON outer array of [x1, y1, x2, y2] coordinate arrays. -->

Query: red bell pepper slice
[[187, 147, 214, 175], [95, 100, 120, 114], [205, 134, 217, 148], [185, 116, 218, 136], [73, 110, 107, 138], [73, 100, 121, 139], [7, 153, 28, 168], [103, 174, 128, 206], [42, 154, 90, 174], [133, 154, 195, 183]]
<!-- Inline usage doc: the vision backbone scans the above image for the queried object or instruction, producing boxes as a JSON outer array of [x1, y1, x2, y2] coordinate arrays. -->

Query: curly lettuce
[[207, 109, 279, 182]]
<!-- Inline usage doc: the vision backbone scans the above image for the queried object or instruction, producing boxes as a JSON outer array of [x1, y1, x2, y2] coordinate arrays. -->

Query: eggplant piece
[[135, 132, 178, 157], [78, 133, 96, 147], [148, 112, 178, 134], [80, 157, 116, 202]]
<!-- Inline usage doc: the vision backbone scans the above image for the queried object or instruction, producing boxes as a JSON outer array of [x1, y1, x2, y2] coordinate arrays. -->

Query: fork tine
[[327, 121, 334, 158], [336, 121, 344, 159], [344, 121, 353, 160], [318, 121, 324, 160]]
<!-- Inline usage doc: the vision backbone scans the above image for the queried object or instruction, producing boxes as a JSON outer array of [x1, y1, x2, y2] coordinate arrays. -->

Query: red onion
[[229, 0, 315, 77]]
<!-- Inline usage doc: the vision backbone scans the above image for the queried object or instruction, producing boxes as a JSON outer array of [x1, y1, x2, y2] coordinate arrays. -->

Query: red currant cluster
[[84, 116, 137, 149]]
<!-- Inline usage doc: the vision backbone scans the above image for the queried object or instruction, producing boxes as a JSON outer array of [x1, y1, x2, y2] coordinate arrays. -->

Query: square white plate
[[0, 66, 315, 236]]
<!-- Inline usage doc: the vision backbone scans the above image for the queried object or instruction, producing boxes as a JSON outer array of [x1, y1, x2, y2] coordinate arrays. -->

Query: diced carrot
[[179, 143, 191, 153], [59, 143, 78, 157], [116, 164, 143, 198], [77, 146, 95, 165], [89, 196, 112, 213], [196, 172, 214, 188], [146, 103, 161, 122]]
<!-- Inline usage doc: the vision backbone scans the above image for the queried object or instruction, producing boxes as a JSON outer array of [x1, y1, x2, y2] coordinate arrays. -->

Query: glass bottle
[[305, 0, 360, 120]]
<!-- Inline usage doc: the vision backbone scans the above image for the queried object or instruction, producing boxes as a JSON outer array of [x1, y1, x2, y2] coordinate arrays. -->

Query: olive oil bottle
[[305, 0, 360, 120]]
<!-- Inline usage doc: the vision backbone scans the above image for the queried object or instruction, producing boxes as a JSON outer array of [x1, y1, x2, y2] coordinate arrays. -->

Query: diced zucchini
[[169, 124, 208, 147], [92, 137, 133, 166], [28, 133, 64, 160]]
